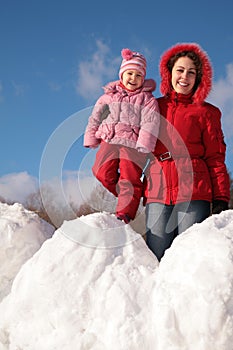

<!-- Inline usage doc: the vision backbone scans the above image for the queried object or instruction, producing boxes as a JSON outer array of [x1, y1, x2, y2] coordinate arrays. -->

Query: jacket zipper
[[169, 93, 178, 205]]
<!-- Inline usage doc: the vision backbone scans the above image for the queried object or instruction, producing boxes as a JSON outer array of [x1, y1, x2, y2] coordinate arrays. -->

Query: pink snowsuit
[[84, 79, 160, 220]]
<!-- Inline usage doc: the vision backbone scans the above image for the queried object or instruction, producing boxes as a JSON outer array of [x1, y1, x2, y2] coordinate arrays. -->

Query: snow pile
[[152, 211, 233, 349], [0, 203, 55, 302], [0, 207, 233, 350], [0, 212, 158, 350]]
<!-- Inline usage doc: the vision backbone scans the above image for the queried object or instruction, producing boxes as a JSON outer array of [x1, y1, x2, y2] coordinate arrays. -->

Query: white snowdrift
[[0, 208, 233, 350], [0, 203, 55, 302]]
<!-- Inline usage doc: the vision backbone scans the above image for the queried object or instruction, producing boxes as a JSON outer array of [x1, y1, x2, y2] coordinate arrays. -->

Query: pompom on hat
[[119, 48, 147, 80]]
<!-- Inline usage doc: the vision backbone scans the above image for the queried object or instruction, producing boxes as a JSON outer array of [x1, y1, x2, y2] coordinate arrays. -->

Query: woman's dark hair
[[167, 51, 202, 92]]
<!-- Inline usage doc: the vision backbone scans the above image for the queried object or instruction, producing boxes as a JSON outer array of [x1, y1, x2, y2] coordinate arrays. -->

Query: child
[[84, 48, 160, 223]]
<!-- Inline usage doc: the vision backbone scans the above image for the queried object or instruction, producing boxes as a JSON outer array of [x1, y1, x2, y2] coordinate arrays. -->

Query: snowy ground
[[0, 203, 233, 350]]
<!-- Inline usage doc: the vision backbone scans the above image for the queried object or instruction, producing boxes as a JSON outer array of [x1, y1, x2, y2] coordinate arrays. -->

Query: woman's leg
[[177, 200, 211, 234], [146, 200, 211, 261], [146, 203, 177, 261]]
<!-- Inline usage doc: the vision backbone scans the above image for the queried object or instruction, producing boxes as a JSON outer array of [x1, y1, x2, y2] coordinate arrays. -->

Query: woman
[[145, 42, 230, 261]]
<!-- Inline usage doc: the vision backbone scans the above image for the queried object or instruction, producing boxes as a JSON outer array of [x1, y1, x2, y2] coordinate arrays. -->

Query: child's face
[[122, 69, 144, 90], [171, 56, 197, 95]]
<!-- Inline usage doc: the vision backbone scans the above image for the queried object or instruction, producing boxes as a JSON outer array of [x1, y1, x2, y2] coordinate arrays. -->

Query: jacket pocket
[[192, 160, 212, 196], [95, 123, 116, 141], [115, 123, 139, 142], [147, 161, 164, 199], [179, 159, 212, 199], [178, 162, 194, 200]]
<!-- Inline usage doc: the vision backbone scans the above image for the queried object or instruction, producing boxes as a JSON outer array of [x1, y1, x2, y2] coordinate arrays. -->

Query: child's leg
[[92, 142, 120, 196], [116, 147, 147, 220]]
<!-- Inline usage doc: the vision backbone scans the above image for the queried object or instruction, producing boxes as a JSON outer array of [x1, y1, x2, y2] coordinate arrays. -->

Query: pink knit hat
[[119, 48, 147, 80]]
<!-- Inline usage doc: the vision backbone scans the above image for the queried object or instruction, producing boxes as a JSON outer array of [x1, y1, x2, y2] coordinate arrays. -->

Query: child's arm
[[83, 102, 110, 148], [136, 98, 160, 153]]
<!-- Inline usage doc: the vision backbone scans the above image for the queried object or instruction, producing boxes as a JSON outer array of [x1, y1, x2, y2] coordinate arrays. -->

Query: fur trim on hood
[[159, 43, 212, 104]]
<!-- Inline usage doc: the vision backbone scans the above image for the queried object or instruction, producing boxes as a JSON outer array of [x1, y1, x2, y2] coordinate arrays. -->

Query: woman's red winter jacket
[[146, 91, 230, 205], [145, 43, 230, 205]]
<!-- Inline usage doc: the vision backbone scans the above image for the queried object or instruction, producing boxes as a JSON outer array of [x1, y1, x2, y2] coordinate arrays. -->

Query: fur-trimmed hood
[[159, 43, 212, 104]]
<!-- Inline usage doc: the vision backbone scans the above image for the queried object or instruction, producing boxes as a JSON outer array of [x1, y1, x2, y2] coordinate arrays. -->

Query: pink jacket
[[84, 79, 160, 153]]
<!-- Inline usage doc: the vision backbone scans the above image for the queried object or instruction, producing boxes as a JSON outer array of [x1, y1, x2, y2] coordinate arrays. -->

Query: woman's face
[[171, 56, 197, 95]]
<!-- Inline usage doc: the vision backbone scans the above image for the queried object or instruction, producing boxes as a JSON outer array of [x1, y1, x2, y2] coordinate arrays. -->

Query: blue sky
[[1, 0, 233, 185]]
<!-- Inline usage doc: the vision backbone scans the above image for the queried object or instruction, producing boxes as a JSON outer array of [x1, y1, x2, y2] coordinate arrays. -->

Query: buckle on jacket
[[159, 151, 172, 161]]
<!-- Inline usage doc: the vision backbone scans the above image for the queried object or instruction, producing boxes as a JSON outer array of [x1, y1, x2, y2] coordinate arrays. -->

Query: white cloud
[[0, 170, 94, 211], [76, 40, 120, 101], [208, 63, 233, 168], [62, 169, 95, 205], [0, 172, 38, 205], [11, 80, 28, 97], [209, 63, 233, 139], [41, 170, 94, 208], [0, 170, 97, 227]]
